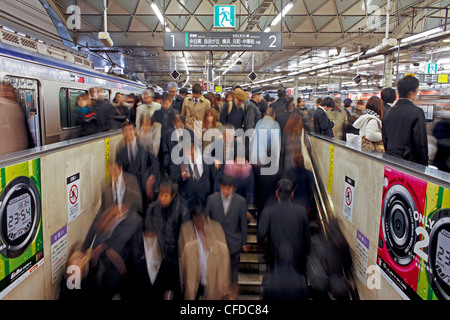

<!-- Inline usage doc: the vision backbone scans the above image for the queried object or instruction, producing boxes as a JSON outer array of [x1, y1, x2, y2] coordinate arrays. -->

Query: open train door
[[5, 76, 42, 148]]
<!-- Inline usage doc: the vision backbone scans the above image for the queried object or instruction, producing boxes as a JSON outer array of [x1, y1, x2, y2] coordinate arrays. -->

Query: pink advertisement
[[377, 166, 450, 300]]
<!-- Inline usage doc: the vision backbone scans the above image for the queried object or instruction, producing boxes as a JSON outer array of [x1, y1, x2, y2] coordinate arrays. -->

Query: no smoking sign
[[343, 176, 355, 223], [67, 173, 81, 222]]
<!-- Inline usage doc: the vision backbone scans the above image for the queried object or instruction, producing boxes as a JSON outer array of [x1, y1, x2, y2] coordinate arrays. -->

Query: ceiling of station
[[2, 0, 450, 89]]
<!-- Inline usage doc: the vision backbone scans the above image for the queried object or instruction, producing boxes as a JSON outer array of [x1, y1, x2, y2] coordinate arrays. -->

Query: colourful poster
[[377, 166, 450, 300], [0, 159, 44, 298]]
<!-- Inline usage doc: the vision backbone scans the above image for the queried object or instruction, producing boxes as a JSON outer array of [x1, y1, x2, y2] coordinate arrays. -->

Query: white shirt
[[221, 193, 233, 216], [142, 235, 162, 285], [127, 138, 138, 162], [112, 171, 126, 209], [195, 225, 211, 286]]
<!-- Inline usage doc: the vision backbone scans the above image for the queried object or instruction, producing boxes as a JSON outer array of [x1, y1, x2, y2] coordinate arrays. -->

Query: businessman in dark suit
[[382, 75, 428, 166], [205, 174, 248, 288], [313, 97, 335, 138], [116, 121, 160, 209], [170, 140, 213, 211], [161, 114, 193, 176], [81, 161, 143, 251]]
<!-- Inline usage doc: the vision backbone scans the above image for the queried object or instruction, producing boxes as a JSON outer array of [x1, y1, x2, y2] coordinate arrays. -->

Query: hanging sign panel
[[164, 32, 283, 51]]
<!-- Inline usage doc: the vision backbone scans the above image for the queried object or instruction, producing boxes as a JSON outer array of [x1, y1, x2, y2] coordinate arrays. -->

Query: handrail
[[0, 129, 123, 168], [304, 133, 361, 300], [308, 132, 450, 189], [304, 133, 333, 238]]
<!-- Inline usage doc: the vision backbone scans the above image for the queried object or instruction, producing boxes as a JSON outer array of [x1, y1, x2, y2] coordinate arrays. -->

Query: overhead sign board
[[214, 5, 235, 28], [164, 32, 282, 51], [398, 73, 449, 84]]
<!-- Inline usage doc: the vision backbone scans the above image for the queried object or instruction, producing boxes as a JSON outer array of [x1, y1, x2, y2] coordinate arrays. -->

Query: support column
[[383, 52, 395, 87]]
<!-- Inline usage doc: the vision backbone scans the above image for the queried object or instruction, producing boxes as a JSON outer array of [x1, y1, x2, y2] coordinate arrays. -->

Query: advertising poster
[[0, 159, 44, 298], [377, 166, 450, 300]]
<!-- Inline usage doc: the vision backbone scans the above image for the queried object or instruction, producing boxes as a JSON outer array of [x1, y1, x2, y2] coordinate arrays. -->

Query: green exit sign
[[214, 5, 235, 28]]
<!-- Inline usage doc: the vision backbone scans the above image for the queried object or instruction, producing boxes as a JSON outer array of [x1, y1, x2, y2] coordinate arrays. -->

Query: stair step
[[247, 234, 257, 244], [238, 272, 263, 286], [240, 253, 259, 263], [238, 294, 261, 300]]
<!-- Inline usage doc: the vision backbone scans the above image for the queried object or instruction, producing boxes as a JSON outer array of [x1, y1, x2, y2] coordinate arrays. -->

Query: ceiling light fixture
[[271, 2, 294, 26], [402, 27, 443, 44], [151, 1, 170, 31]]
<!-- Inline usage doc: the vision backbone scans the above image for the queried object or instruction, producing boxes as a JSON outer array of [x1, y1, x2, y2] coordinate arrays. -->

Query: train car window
[[59, 88, 87, 129], [59, 88, 69, 128]]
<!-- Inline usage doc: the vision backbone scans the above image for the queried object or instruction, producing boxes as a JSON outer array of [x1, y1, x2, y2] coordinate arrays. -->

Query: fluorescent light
[[402, 27, 443, 43], [271, 2, 293, 26], [183, 56, 189, 75], [298, 76, 307, 80], [223, 58, 240, 75], [428, 46, 450, 54], [151, 2, 166, 27]]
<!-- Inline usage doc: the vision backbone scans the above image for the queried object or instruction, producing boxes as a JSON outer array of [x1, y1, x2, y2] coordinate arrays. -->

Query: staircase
[[237, 201, 323, 300], [237, 205, 268, 300]]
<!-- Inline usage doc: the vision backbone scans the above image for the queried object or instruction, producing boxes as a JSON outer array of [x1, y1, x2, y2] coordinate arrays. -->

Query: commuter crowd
[[54, 81, 356, 301], [311, 75, 449, 171], [1, 74, 448, 302]]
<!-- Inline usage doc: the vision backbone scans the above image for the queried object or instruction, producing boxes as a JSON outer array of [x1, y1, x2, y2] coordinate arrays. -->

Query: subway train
[[0, 28, 148, 146]]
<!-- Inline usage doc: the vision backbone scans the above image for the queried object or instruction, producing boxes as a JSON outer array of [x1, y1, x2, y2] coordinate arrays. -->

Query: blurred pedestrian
[[257, 179, 310, 273], [0, 82, 29, 155], [73, 93, 99, 138], [205, 175, 248, 289], [178, 205, 231, 300], [181, 83, 211, 131], [327, 97, 348, 141], [136, 89, 161, 129], [220, 90, 244, 130], [136, 113, 162, 158], [116, 121, 160, 209], [313, 97, 335, 138]]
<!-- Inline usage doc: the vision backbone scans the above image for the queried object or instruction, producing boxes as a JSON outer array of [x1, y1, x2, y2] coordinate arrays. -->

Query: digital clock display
[[6, 193, 32, 242]]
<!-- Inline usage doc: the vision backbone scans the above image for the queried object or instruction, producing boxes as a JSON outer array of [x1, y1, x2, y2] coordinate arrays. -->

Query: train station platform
[[0, 128, 448, 301]]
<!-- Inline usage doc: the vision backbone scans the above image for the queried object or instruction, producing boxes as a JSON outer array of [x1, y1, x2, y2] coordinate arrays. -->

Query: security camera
[[98, 32, 114, 47]]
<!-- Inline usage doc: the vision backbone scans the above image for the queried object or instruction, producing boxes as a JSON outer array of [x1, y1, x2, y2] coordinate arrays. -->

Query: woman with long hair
[[136, 112, 162, 157], [202, 107, 222, 151], [280, 110, 305, 176], [352, 96, 384, 153]]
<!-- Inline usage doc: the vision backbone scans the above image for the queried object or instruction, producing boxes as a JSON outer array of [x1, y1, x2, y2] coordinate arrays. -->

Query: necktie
[[193, 164, 200, 181]]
